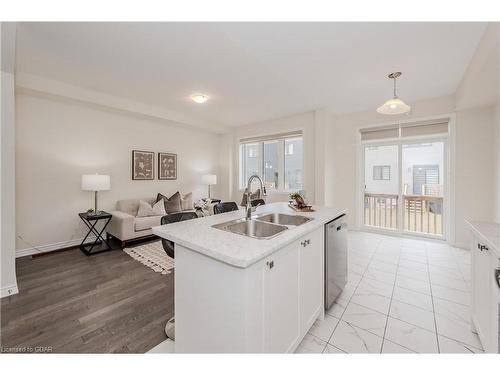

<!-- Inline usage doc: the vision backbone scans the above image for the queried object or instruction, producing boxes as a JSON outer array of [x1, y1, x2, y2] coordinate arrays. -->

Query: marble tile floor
[[148, 231, 482, 354], [295, 231, 482, 354]]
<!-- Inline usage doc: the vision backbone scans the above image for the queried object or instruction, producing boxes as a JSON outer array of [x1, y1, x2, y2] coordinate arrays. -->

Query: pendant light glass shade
[[376, 97, 411, 115], [377, 72, 411, 115]]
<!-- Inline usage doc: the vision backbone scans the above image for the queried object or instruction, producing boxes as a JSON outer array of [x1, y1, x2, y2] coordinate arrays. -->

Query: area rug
[[123, 241, 174, 275]]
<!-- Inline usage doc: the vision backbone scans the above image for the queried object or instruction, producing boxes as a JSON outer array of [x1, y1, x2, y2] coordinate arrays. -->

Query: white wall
[[15, 91, 225, 255], [454, 22, 499, 242], [495, 24, 500, 222], [455, 23, 498, 111], [454, 106, 495, 246], [495, 104, 500, 222], [1, 23, 19, 297]]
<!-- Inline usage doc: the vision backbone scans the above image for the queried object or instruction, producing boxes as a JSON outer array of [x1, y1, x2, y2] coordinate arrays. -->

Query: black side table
[[78, 211, 113, 256]]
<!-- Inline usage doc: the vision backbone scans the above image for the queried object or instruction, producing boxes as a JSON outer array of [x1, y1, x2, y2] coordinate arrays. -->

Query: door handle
[[495, 268, 500, 289]]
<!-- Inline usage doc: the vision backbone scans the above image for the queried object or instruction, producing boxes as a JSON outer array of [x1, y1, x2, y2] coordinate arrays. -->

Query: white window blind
[[400, 121, 448, 138], [360, 119, 449, 141], [360, 126, 399, 141]]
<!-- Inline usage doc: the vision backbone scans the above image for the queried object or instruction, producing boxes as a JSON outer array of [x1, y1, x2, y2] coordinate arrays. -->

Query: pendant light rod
[[376, 71, 411, 115], [388, 71, 402, 98]]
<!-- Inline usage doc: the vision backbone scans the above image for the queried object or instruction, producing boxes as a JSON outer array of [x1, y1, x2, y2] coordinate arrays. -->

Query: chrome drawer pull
[[495, 268, 500, 289]]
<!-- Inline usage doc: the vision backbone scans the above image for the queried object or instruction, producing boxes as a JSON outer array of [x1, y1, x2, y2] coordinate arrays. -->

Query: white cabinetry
[[263, 242, 300, 352], [175, 226, 325, 353], [262, 228, 323, 352], [471, 235, 500, 353], [298, 228, 324, 333]]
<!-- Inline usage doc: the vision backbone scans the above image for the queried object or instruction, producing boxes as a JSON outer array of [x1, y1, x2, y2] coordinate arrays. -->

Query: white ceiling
[[16, 22, 487, 127]]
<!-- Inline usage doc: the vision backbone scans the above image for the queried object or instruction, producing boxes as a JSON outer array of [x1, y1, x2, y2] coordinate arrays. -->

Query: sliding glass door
[[362, 136, 446, 239]]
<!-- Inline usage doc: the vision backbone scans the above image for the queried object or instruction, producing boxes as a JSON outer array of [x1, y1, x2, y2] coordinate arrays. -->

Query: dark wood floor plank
[[1, 245, 174, 353]]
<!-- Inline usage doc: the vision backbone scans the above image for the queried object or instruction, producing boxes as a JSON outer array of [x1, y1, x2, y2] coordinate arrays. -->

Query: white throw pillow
[[137, 199, 166, 217], [181, 192, 193, 211]]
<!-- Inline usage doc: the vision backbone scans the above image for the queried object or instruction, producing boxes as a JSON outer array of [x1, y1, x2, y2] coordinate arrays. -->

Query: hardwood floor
[[0, 243, 173, 353]]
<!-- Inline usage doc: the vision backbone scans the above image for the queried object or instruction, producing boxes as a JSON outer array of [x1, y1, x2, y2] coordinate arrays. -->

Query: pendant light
[[376, 72, 411, 115]]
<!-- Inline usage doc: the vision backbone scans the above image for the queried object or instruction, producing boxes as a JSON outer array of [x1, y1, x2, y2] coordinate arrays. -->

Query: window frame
[[239, 134, 303, 193]]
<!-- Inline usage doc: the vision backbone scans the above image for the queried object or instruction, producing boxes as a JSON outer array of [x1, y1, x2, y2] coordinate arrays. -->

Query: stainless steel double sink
[[212, 212, 313, 240]]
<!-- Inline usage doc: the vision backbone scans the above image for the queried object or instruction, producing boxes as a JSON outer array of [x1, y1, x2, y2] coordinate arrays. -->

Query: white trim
[[447, 114, 457, 246], [1, 284, 19, 298], [16, 235, 97, 258], [355, 129, 362, 230]]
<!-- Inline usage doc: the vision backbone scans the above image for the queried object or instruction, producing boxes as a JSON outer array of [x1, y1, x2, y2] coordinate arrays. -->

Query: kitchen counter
[[466, 220, 500, 257], [152, 202, 346, 268]]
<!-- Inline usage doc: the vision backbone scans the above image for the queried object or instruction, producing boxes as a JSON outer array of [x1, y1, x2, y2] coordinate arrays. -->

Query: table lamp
[[201, 174, 217, 199], [82, 174, 111, 214]]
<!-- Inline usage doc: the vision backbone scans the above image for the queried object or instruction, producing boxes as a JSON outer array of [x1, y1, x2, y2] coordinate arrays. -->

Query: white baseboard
[[16, 235, 98, 258], [453, 242, 469, 251], [1, 284, 19, 298]]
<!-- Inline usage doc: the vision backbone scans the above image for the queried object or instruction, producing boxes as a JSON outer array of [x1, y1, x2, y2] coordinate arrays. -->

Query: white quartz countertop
[[466, 220, 500, 257], [152, 202, 346, 268]]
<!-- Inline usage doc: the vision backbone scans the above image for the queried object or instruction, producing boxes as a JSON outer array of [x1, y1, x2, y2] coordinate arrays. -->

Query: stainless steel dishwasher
[[325, 214, 348, 310]]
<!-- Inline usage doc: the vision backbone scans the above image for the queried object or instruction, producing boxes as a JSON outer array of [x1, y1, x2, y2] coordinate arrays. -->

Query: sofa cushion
[[137, 199, 166, 217], [117, 198, 156, 216], [134, 215, 162, 232], [157, 192, 182, 213]]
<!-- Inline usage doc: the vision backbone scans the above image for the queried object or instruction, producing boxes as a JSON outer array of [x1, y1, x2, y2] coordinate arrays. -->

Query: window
[[239, 135, 303, 191], [373, 165, 391, 180], [240, 143, 262, 185], [285, 137, 303, 190]]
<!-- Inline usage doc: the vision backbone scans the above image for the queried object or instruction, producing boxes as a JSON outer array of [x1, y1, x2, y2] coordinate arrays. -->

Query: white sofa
[[107, 197, 195, 247], [106, 196, 223, 247]]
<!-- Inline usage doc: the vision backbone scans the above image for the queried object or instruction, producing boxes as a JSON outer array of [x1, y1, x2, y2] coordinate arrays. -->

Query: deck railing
[[364, 193, 398, 230], [403, 195, 443, 235], [364, 193, 444, 236]]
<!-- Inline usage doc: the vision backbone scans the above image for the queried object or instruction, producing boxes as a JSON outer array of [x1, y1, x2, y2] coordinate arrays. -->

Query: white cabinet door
[[471, 236, 500, 352], [472, 238, 491, 348], [489, 256, 500, 353], [263, 242, 300, 353], [299, 227, 323, 333]]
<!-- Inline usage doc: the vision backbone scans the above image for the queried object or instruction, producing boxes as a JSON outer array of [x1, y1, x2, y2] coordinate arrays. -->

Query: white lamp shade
[[201, 174, 217, 185], [81, 174, 111, 191], [376, 97, 411, 115]]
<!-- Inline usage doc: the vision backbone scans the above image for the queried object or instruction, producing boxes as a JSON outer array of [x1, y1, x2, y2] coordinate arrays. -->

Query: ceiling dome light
[[376, 72, 411, 115], [191, 94, 209, 104]]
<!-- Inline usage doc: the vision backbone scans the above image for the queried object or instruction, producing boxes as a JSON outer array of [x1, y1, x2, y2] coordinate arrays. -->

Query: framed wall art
[[132, 150, 154, 180], [158, 152, 177, 180]]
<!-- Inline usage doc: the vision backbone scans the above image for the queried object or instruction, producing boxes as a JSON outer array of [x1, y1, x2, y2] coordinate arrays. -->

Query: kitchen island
[[152, 202, 346, 353]]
